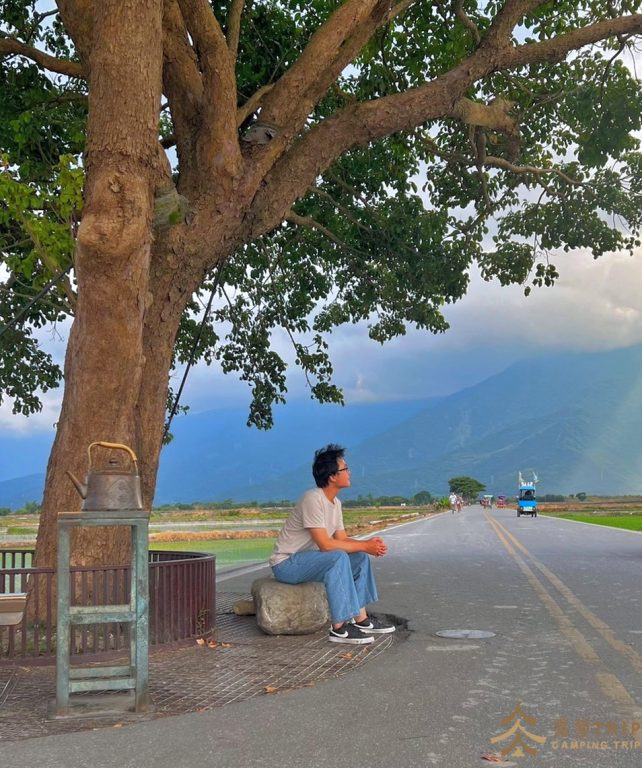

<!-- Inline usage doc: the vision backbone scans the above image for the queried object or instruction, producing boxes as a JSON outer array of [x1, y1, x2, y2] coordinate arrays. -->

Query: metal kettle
[[66, 442, 143, 511]]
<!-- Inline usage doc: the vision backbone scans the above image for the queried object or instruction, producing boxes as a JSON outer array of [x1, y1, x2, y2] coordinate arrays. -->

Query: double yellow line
[[485, 510, 642, 714]]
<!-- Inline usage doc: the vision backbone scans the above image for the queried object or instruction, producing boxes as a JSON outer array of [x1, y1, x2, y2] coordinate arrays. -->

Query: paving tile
[[0, 591, 406, 742]]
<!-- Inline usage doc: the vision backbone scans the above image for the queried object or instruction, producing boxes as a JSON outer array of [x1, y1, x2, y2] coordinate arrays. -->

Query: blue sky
[[3, 242, 642, 437]]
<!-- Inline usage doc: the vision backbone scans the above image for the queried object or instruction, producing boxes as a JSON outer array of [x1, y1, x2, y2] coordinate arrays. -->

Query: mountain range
[[2, 343, 642, 508]]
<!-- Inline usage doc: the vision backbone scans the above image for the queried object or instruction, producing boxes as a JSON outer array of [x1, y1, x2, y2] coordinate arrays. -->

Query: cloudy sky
[[3, 240, 642, 437]]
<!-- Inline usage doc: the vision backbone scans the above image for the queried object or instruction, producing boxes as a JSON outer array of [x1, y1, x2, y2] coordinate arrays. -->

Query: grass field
[[150, 537, 276, 567], [555, 513, 642, 531], [0, 508, 433, 571]]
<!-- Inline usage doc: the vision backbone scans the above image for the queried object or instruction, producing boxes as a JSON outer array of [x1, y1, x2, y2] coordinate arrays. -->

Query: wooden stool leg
[[55, 525, 71, 716]]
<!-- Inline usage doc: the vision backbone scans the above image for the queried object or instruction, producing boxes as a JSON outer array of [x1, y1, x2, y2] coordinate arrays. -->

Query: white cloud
[[314, 245, 642, 404], [0, 391, 62, 434], [0, 319, 69, 434], [449, 248, 642, 353]]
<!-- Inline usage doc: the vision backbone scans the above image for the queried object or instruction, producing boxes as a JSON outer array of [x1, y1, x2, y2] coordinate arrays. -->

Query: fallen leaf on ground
[[207, 640, 218, 648], [339, 652, 353, 660], [220, 642, 232, 648], [195, 638, 206, 646], [264, 685, 279, 694]]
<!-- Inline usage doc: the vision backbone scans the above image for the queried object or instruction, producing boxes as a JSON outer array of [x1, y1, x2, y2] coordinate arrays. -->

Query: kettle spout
[[66, 471, 87, 499]]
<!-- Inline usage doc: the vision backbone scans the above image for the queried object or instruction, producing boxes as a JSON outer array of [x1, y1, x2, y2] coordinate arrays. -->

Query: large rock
[[251, 577, 330, 635]]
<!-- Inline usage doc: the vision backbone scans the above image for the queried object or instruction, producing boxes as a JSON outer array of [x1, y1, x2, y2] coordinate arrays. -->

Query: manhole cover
[[435, 629, 496, 639]]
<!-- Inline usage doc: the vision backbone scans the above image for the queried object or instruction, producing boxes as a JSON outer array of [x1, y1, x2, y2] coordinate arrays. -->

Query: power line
[[0, 264, 73, 339], [163, 261, 226, 442]]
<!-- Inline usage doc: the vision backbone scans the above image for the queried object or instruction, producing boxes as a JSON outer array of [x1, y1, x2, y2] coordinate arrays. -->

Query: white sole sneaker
[[328, 625, 374, 644], [352, 619, 396, 634]]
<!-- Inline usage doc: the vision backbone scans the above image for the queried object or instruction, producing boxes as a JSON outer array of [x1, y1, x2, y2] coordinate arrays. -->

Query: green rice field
[[556, 514, 642, 531], [1, 507, 431, 571], [150, 538, 276, 568]]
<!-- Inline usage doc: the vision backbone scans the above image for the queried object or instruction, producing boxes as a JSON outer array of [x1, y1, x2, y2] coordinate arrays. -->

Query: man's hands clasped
[[365, 536, 387, 557]]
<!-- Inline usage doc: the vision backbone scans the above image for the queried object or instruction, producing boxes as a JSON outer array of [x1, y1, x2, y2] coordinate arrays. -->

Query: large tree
[[2, 1, 642, 567], [448, 475, 486, 499]]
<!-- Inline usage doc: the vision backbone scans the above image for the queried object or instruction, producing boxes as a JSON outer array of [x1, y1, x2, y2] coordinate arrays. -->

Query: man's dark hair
[[312, 444, 345, 488]]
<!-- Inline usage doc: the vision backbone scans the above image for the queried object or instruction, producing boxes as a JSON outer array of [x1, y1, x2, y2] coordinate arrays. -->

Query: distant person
[[269, 444, 395, 645], [449, 492, 458, 514], [456, 495, 463, 513]]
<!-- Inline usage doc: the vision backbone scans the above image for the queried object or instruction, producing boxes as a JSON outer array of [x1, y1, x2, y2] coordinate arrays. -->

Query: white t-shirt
[[269, 487, 345, 566]]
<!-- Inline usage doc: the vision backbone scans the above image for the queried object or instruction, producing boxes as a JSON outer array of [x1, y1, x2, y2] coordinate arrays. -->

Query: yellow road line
[[484, 510, 638, 712], [490, 512, 642, 682]]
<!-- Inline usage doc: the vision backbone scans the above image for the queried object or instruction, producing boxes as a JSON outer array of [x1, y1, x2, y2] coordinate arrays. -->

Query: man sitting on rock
[[269, 443, 395, 645]]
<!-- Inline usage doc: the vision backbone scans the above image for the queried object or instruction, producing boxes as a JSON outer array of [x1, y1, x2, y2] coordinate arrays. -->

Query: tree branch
[[0, 37, 84, 78], [260, 0, 415, 129], [484, 156, 583, 186], [421, 134, 582, 188], [259, 0, 379, 126], [503, 13, 642, 69], [25, 9, 59, 46], [453, 0, 480, 45], [177, 0, 241, 177], [55, 0, 94, 72], [244, 9, 642, 241], [226, 0, 245, 62], [285, 210, 358, 251], [481, 0, 548, 47], [237, 83, 275, 127], [161, 0, 204, 177], [243, 0, 417, 191]]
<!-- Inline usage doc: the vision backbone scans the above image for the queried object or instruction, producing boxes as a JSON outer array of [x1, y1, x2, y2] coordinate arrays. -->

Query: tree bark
[[35, 0, 164, 568]]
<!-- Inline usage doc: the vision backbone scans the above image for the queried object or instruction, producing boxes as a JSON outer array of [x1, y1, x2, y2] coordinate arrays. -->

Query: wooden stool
[[54, 508, 150, 717]]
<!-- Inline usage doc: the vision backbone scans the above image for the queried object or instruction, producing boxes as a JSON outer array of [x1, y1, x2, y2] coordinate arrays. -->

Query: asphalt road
[[4, 506, 642, 767]]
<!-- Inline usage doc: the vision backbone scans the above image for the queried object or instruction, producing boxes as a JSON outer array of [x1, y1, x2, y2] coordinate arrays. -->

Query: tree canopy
[[3, 1, 642, 426], [1, 1, 642, 566], [448, 475, 486, 498]]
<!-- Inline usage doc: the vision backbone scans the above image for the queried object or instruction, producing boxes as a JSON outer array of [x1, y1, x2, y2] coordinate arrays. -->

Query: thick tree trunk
[[134, 237, 213, 507], [35, 0, 164, 569]]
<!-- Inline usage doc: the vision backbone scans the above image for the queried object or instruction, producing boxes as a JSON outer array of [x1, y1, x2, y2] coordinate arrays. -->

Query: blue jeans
[[271, 550, 379, 624]]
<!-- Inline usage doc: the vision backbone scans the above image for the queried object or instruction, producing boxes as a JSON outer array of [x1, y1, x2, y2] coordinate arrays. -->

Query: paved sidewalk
[[0, 571, 405, 744]]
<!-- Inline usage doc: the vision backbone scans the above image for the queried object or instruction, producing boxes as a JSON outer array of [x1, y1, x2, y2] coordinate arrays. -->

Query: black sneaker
[[352, 617, 396, 634], [329, 623, 375, 645]]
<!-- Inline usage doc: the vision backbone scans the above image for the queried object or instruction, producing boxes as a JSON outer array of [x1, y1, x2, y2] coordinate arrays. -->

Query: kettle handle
[[88, 441, 138, 471]]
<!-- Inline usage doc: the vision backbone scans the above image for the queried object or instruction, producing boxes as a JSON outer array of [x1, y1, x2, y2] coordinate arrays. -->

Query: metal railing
[[0, 549, 215, 662]]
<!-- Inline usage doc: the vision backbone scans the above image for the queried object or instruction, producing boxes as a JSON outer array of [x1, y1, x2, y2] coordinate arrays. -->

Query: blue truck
[[517, 481, 537, 517]]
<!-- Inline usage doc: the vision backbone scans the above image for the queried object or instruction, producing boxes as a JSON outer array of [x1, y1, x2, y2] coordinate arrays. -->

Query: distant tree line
[[153, 499, 295, 511], [342, 491, 433, 508], [152, 491, 434, 511], [7, 491, 642, 517], [0, 501, 40, 516]]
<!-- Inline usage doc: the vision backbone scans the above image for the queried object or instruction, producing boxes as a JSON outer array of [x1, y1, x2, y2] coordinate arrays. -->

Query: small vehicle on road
[[517, 483, 537, 517]]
